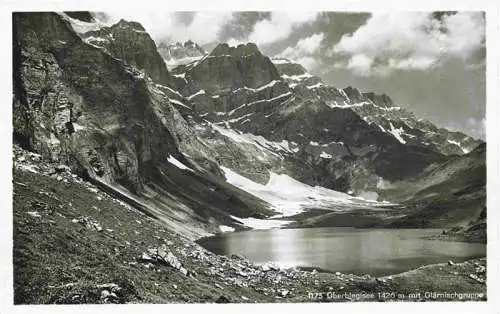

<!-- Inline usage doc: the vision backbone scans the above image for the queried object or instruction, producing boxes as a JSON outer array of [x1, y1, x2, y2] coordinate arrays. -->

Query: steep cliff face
[[13, 12, 178, 189], [12, 12, 272, 237], [184, 43, 281, 95], [72, 17, 175, 88]]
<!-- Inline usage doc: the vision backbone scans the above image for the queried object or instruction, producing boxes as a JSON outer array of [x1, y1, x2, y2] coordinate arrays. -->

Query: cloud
[[101, 11, 235, 44], [445, 116, 485, 140], [276, 33, 324, 70], [465, 117, 486, 140], [98, 11, 319, 48], [294, 57, 317, 70], [217, 12, 271, 42], [331, 12, 485, 76], [245, 12, 319, 46], [293, 32, 325, 54]]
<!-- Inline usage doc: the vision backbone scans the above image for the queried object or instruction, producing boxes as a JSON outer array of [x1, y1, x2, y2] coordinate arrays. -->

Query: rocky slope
[[290, 143, 486, 231], [386, 143, 486, 228]]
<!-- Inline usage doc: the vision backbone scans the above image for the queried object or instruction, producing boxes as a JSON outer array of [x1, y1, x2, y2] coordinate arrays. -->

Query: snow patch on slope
[[59, 12, 114, 34], [164, 56, 205, 70], [187, 89, 206, 100], [221, 166, 356, 217], [326, 101, 371, 109], [233, 80, 280, 93], [281, 73, 313, 81], [210, 124, 295, 157], [271, 58, 293, 65], [167, 155, 194, 172], [228, 91, 292, 116], [230, 216, 292, 230], [388, 122, 407, 144], [320, 151, 333, 159], [219, 225, 235, 233], [307, 82, 324, 89], [169, 99, 191, 109], [447, 139, 470, 154]]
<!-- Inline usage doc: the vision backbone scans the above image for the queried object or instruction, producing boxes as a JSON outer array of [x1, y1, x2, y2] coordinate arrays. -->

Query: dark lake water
[[198, 227, 486, 276]]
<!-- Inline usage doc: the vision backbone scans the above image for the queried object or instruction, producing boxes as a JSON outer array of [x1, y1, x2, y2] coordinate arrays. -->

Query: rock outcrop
[[184, 43, 281, 95]]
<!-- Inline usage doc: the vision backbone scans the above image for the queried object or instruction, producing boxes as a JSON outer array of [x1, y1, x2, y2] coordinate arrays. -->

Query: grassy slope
[[384, 144, 486, 230], [13, 168, 269, 303]]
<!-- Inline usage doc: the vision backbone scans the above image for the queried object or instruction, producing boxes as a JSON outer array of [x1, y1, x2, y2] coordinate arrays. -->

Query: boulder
[[55, 164, 71, 173], [141, 245, 189, 276], [215, 295, 230, 303]]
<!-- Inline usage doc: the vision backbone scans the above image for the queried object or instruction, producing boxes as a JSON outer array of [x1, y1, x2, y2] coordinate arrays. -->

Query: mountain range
[[12, 12, 486, 238]]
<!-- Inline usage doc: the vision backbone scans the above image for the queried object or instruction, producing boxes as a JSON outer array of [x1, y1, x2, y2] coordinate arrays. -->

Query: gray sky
[[104, 11, 486, 139]]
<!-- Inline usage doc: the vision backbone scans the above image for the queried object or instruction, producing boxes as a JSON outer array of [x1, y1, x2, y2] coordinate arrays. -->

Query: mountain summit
[[158, 40, 207, 70]]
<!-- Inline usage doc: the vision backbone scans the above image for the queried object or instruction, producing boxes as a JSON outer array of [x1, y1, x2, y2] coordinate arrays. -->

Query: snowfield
[[221, 166, 363, 218], [389, 122, 407, 144], [210, 124, 295, 158], [164, 55, 205, 70], [59, 13, 114, 34]]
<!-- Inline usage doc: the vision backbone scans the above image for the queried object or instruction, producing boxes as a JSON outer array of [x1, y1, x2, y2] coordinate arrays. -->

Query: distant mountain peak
[[183, 39, 200, 49], [362, 92, 394, 108], [210, 42, 262, 58], [157, 39, 207, 70], [114, 19, 146, 32], [270, 57, 293, 63], [63, 11, 94, 23]]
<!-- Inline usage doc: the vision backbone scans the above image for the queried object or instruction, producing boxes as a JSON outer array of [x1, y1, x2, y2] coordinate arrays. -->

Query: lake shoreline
[[198, 226, 485, 278]]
